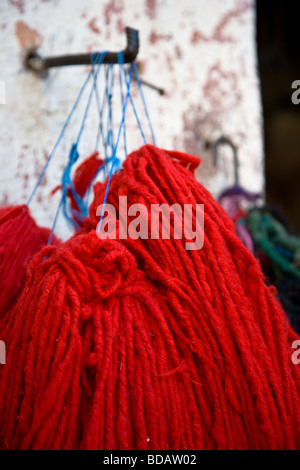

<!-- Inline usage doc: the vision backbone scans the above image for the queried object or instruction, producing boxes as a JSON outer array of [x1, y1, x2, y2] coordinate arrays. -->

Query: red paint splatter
[[149, 31, 173, 44], [203, 62, 242, 110], [164, 51, 174, 72], [175, 104, 225, 181], [22, 173, 29, 190], [87, 18, 101, 34], [0, 192, 9, 208], [116, 18, 125, 34], [175, 45, 182, 59], [15, 21, 42, 49], [191, 30, 210, 44], [191, 1, 252, 44], [145, 0, 157, 19], [43, 150, 50, 163], [86, 43, 100, 53], [104, 0, 124, 25], [9, 0, 25, 14]]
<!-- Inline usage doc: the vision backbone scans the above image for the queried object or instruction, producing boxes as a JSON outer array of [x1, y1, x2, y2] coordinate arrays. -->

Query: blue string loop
[[98, 59, 133, 232], [51, 52, 108, 236], [27, 51, 107, 206], [39, 52, 107, 241], [119, 57, 146, 145], [27, 47, 156, 244], [132, 61, 156, 146]]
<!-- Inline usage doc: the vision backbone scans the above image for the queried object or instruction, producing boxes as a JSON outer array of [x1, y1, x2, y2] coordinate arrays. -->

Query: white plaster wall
[[0, 0, 263, 238]]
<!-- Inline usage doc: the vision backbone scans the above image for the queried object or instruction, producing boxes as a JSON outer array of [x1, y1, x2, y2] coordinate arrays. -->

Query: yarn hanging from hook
[[61, 53, 156, 234]]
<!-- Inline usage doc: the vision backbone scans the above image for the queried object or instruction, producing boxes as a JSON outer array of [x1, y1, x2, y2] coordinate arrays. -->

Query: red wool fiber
[[0, 145, 299, 450], [0, 205, 59, 323]]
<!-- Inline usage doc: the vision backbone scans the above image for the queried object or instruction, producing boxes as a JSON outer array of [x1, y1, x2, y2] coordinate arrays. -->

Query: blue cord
[[132, 61, 156, 146], [103, 66, 112, 162], [92, 65, 103, 152], [27, 51, 106, 207], [94, 65, 110, 156], [105, 65, 115, 176], [35, 52, 105, 242], [119, 59, 146, 145], [98, 63, 133, 232], [76, 52, 107, 145], [57, 52, 107, 232], [85, 64, 120, 211], [28, 51, 155, 242], [27, 70, 92, 206], [118, 52, 128, 158]]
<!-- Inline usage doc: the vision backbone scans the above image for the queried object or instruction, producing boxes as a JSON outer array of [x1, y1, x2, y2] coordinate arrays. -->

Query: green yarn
[[248, 209, 300, 280]]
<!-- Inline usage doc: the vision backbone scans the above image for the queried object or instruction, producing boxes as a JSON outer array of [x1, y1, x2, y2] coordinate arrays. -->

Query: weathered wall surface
[[0, 0, 263, 237]]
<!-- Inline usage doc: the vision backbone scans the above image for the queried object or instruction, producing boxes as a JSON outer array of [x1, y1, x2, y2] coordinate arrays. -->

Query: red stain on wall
[[178, 104, 221, 161], [9, 0, 25, 14], [203, 62, 242, 110], [191, 30, 210, 44], [145, 0, 157, 19], [87, 18, 101, 34], [149, 31, 173, 44], [104, 0, 124, 25], [175, 45, 183, 59], [191, 1, 252, 44], [22, 173, 29, 190], [15, 21, 42, 49], [164, 51, 175, 72], [116, 18, 125, 34], [0, 192, 9, 208], [86, 43, 100, 56]]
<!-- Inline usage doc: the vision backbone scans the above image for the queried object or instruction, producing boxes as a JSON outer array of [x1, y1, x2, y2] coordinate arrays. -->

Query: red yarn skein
[[0, 205, 59, 323], [1, 145, 300, 450]]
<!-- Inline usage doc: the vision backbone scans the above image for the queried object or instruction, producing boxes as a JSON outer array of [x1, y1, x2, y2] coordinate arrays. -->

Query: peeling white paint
[[0, 0, 263, 239]]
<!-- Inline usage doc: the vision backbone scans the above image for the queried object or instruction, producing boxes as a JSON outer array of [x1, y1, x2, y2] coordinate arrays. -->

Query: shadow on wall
[[257, 0, 300, 232]]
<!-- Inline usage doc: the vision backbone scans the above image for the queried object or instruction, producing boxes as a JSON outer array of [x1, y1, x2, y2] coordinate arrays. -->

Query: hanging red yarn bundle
[[71, 152, 103, 201], [0, 204, 59, 323], [0, 145, 300, 450]]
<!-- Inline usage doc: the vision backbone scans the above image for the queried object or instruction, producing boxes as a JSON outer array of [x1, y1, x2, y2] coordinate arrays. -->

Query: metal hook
[[24, 27, 165, 96], [25, 27, 139, 74], [212, 136, 239, 186]]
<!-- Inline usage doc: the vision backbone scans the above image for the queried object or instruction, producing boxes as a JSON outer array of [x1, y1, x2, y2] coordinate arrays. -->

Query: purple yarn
[[219, 185, 262, 202], [218, 185, 262, 255]]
